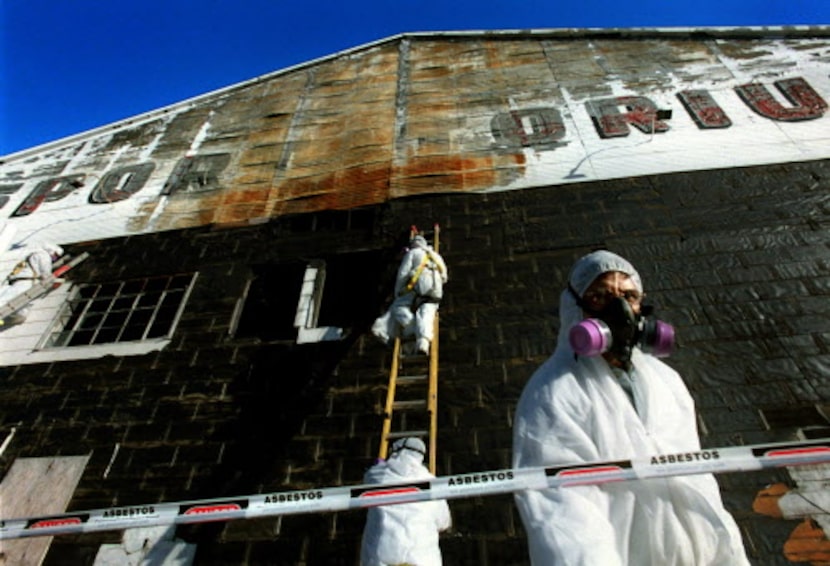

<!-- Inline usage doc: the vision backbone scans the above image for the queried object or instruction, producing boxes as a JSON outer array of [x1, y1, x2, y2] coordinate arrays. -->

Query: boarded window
[[0, 455, 89, 565]]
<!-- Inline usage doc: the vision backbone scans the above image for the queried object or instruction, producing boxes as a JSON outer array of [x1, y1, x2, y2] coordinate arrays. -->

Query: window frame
[[294, 260, 342, 344], [39, 272, 198, 350]]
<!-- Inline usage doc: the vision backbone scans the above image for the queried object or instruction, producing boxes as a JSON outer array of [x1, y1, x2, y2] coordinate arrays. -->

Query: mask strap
[[568, 284, 598, 315], [390, 440, 426, 457]]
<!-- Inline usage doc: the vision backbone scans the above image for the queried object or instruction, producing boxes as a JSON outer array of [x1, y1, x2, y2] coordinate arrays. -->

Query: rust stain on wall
[[270, 163, 390, 216]]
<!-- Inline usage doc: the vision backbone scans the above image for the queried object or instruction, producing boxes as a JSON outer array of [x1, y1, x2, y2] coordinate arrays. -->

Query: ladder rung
[[399, 351, 428, 360], [393, 399, 427, 410], [397, 374, 427, 384], [386, 430, 428, 440]]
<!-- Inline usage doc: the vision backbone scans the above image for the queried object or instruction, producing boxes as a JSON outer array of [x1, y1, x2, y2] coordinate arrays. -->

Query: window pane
[[92, 327, 120, 344], [68, 330, 95, 346], [119, 324, 146, 342], [78, 286, 99, 300], [98, 282, 122, 297], [48, 331, 72, 348], [145, 278, 168, 293], [62, 303, 86, 331], [147, 306, 177, 338], [89, 298, 113, 312], [121, 279, 145, 294], [78, 312, 103, 330], [137, 292, 161, 307], [161, 290, 183, 305], [112, 297, 135, 310], [128, 308, 153, 328], [171, 274, 194, 288], [103, 311, 128, 328]]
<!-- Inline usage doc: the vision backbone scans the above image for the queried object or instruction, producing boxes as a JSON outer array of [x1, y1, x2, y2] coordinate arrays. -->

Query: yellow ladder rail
[[427, 225, 440, 474], [378, 337, 402, 461]]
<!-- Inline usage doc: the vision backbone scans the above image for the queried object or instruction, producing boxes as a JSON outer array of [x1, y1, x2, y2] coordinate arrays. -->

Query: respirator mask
[[568, 290, 675, 365]]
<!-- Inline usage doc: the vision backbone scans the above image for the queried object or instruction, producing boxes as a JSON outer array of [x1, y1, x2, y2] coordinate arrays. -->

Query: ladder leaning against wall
[[0, 252, 89, 323], [377, 225, 441, 474]]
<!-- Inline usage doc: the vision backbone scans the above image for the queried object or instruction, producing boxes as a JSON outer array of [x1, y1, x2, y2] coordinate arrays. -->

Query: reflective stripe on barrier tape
[[2, 438, 829, 540]]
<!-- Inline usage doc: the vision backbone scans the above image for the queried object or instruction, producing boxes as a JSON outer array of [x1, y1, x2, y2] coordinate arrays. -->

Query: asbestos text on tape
[[2, 438, 829, 540]]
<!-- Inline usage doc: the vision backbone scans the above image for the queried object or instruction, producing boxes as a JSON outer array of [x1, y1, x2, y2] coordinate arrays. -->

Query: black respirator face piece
[[597, 296, 639, 364], [569, 295, 675, 365]]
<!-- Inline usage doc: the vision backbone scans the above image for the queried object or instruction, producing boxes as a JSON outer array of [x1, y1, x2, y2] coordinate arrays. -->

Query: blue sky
[[2, 0, 827, 155]]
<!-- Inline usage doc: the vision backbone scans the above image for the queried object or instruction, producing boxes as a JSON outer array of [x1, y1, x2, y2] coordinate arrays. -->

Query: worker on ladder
[[360, 437, 452, 566], [372, 234, 447, 355], [0, 243, 64, 327]]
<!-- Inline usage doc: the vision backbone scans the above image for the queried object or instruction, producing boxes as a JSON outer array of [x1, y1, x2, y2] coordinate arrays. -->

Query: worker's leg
[[371, 310, 395, 344], [391, 294, 416, 337], [414, 301, 438, 354]]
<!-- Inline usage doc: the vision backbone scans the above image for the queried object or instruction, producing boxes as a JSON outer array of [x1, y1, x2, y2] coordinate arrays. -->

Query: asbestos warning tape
[[2, 438, 829, 540]]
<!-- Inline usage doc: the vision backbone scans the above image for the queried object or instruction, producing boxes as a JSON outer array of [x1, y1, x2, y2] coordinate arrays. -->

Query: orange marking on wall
[[784, 520, 830, 565], [752, 482, 788, 518], [753, 482, 830, 565]]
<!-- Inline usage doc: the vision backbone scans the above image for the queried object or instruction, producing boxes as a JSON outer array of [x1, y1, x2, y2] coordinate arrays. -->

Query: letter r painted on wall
[[586, 96, 671, 138]]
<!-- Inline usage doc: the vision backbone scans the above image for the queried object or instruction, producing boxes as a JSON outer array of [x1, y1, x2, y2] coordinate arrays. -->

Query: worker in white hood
[[0, 243, 64, 326], [512, 250, 749, 565], [372, 235, 448, 355], [360, 437, 451, 566]]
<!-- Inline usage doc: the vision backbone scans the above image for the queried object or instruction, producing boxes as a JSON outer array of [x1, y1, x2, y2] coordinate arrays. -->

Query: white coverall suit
[[372, 236, 448, 354], [0, 243, 63, 325], [360, 438, 452, 566], [512, 250, 750, 566]]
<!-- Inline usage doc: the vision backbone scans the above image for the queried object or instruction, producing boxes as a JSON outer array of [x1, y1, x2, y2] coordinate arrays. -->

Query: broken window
[[43, 273, 197, 348], [234, 250, 386, 343]]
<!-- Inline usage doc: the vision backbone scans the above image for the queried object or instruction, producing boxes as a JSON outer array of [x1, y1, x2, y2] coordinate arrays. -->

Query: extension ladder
[[0, 252, 89, 321], [378, 225, 441, 474]]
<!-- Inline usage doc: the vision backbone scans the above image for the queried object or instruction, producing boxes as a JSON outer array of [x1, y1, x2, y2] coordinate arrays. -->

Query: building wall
[[1, 157, 827, 564]]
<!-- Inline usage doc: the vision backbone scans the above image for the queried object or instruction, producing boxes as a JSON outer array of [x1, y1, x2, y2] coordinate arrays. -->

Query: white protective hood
[[512, 250, 749, 565]]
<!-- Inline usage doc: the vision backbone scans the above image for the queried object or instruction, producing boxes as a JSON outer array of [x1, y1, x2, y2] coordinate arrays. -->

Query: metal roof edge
[[3, 25, 829, 163], [402, 25, 830, 40]]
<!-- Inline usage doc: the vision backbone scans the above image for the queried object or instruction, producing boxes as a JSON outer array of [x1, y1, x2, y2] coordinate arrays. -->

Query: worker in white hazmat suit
[[512, 250, 749, 565], [372, 235, 448, 355], [0, 243, 64, 326], [360, 437, 452, 566]]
